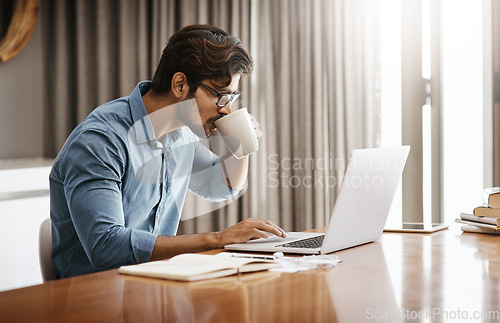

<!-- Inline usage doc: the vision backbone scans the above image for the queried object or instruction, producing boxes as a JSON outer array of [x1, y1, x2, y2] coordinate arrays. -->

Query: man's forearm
[[149, 232, 222, 261], [220, 152, 249, 189], [149, 218, 287, 262]]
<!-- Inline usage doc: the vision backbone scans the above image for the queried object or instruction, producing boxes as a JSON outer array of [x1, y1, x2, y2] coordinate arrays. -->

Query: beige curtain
[[42, 0, 156, 156], [180, 0, 381, 233], [42, 0, 380, 233]]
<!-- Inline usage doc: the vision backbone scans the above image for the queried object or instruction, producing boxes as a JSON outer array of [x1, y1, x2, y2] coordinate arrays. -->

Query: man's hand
[[220, 112, 261, 189], [249, 113, 262, 140], [150, 218, 287, 261], [215, 218, 287, 247]]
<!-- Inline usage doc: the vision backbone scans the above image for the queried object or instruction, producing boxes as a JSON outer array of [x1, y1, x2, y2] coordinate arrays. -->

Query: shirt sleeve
[[59, 128, 157, 269], [187, 140, 244, 202]]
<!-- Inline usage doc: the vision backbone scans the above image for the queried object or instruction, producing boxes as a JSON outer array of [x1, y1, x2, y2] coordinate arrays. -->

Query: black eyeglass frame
[[198, 83, 241, 108]]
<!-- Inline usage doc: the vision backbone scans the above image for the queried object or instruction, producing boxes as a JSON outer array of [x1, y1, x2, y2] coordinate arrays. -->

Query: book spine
[[482, 187, 500, 208], [461, 224, 500, 235], [473, 206, 500, 217], [461, 213, 499, 226]]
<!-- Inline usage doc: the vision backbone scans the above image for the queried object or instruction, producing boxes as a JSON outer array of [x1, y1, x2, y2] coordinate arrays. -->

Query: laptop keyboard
[[276, 235, 325, 249]]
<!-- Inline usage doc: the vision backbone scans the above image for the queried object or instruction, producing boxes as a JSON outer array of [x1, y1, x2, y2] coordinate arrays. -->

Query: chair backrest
[[39, 218, 55, 281]]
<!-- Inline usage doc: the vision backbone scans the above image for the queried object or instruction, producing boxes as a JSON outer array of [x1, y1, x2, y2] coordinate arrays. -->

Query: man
[[50, 25, 286, 278]]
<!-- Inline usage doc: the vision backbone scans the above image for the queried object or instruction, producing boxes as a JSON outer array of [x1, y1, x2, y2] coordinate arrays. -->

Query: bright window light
[[442, 0, 484, 224], [380, 0, 402, 229]]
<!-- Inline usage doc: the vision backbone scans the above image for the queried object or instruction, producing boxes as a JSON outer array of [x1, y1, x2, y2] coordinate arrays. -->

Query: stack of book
[[456, 188, 500, 235]]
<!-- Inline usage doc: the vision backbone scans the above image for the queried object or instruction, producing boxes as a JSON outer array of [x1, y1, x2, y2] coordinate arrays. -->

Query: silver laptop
[[225, 146, 410, 255]]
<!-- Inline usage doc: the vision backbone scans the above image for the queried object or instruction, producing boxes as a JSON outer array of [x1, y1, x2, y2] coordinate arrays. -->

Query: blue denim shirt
[[50, 81, 237, 278]]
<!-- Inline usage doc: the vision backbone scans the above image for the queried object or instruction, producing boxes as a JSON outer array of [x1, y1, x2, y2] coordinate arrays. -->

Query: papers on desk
[[219, 252, 341, 273], [271, 254, 341, 273]]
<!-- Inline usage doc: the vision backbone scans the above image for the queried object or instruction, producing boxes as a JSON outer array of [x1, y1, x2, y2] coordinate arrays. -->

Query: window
[[381, 0, 490, 226]]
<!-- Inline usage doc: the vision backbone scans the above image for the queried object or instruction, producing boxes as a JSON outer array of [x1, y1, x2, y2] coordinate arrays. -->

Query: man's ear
[[171, 72, 190, 99]]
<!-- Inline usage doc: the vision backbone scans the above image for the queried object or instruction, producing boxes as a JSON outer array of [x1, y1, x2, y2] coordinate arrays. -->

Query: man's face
[[193, 74, 241, 137]]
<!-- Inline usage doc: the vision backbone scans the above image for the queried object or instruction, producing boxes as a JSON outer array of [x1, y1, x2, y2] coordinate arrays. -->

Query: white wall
[[0, 161, 52, 291], [0, 6, 44, 159], [0, 2, 47, 291]]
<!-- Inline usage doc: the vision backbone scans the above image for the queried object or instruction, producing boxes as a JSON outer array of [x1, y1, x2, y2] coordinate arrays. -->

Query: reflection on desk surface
[[458, 229, 500, 279], [2, 229, 500, 322], [325, 241, 401, 323], [121, 266, 337, 323]]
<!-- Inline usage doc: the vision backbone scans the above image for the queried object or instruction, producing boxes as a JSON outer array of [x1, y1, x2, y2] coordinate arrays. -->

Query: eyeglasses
[[199, 83, 241, 108]]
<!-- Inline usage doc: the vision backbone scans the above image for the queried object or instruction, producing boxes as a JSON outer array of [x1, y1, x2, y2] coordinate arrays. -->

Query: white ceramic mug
[[214, 108, 259, 159]]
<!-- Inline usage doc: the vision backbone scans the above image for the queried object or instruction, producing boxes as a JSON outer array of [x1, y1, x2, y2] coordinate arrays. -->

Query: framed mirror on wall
[[0, 0, 38, 63], [0, 1, 17, 39]]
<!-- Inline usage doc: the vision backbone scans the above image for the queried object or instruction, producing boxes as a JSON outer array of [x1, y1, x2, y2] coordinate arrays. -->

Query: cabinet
[[0, 159, 52, 291]]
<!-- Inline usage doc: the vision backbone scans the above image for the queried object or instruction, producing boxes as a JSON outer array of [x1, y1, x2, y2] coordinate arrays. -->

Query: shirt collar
[[129, 81, 188, 150], [129, 81, 156, 145]]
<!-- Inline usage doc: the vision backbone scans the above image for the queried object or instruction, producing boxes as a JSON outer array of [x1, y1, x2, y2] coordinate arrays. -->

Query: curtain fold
[[41, 0, 381, 234], [42, 0, 158, 157]]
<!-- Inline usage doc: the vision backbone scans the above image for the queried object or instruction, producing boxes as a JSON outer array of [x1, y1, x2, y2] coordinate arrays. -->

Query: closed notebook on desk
[[118, 253, 281, 282]]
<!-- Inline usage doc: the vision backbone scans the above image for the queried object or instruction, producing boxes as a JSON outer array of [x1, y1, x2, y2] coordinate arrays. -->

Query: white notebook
[[118, 253, 281, 281]]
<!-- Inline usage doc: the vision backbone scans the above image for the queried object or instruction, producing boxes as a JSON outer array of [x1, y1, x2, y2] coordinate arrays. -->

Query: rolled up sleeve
[[60, 129, 157, 269], [188, 141, 243, 202]]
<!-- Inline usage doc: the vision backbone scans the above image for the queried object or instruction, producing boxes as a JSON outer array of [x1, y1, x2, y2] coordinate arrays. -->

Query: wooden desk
[[1, 227, 500, 322]]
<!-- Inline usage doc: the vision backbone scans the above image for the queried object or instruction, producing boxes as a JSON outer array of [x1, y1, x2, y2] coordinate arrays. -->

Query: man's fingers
[[250, 219, 287, 238], [255, 128, 263, 140], [268, 220, 287, 237], [249, 115, 262, 140], [264, 219, 287, 237], [217, 218, 288, 246], [250, 228, 270, 240]]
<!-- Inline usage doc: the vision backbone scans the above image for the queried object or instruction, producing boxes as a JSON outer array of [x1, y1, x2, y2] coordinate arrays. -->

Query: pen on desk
[[228, 253, 275, 260]]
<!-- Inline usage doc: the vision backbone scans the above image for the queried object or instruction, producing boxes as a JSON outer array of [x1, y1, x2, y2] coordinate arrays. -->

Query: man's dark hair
[[151, 25, 253, 95]]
